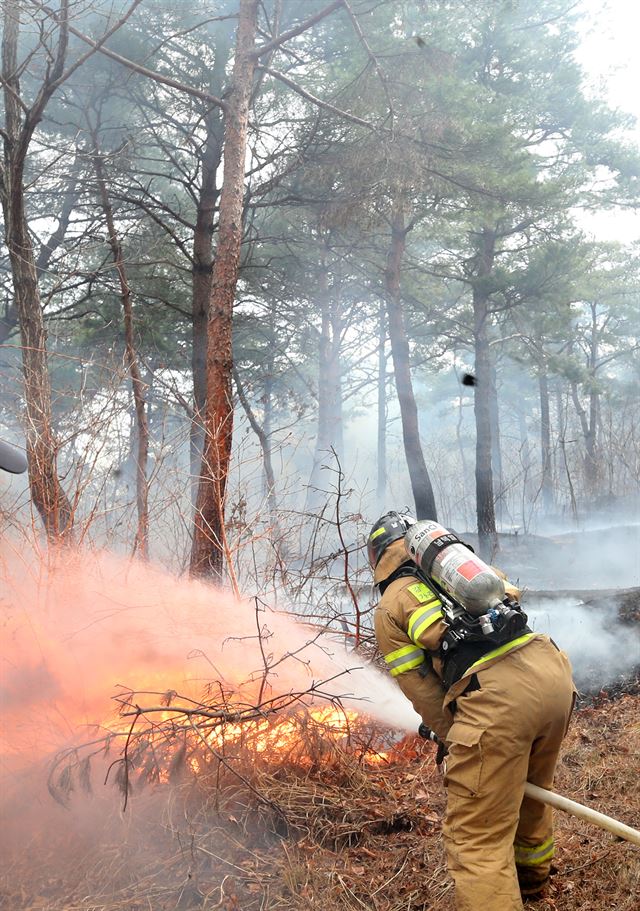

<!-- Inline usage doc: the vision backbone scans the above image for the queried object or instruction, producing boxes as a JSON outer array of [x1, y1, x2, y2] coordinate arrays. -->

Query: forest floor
[[2, 689, 638, 911]]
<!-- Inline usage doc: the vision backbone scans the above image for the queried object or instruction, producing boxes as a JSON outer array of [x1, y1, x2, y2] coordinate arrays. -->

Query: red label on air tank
[[457, 560, 483, 581]]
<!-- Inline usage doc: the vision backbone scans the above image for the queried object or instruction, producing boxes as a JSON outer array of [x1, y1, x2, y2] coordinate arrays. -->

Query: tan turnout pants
[[442, 636, 575, 911]]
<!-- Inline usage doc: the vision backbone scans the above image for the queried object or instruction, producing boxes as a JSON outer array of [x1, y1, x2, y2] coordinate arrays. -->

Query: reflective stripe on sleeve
[[468, 633, 536, 671], [383, 645, 425, 677], [514, 837, 555, 867], [408, 603, 444, 644]]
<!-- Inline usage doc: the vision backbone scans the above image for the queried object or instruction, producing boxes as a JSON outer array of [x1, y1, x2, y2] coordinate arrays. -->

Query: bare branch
[[251, 0, 344, 59], [258, 64, 375, 131], [63, 16, 228, 110]]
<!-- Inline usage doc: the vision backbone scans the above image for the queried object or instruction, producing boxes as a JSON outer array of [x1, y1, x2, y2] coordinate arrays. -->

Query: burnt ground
[[1, 691, 638, 911]]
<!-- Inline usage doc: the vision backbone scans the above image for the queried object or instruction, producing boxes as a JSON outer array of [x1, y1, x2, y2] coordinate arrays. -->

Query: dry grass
[[1, 695, 638, 911]]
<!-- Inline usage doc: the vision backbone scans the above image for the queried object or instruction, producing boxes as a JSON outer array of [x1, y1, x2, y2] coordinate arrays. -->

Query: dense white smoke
[[525, 597, 640, 692]]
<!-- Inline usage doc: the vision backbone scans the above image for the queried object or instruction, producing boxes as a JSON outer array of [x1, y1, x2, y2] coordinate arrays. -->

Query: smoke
[[0, 543, 419, 775], [525, 596, 640, 692], [0, 544, 636, 909], [0, 542, 423, 904]]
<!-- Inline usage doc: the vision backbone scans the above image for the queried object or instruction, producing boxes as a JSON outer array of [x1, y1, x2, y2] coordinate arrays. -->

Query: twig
[[258, 64, 375, 130], [104, 708, 140, 811], [559, 848, 612, 875], [251, 0, 343, 59], [329, 447, 363, 645]]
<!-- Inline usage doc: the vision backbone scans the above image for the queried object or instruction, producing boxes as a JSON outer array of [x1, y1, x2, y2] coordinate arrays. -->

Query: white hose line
[[524, 782, 640, 847]]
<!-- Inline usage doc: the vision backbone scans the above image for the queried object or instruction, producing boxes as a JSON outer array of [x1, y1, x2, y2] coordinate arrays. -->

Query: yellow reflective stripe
[[514, 837, 555, 866], [408, 604, 444, 644], [469, 633, 536, 671], [370, 526, 386, 541], [383, 645, 425, 677]]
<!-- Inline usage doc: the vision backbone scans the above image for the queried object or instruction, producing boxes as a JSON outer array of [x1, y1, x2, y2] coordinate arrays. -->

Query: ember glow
[[0, 543, 418, 791], [133, 704, 398, 782], [193, 705, 394, 765]]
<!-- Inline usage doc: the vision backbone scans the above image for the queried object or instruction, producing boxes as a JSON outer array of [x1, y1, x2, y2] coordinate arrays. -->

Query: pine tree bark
[[1, 0, 73, 540], [91, 134, 149, 558], [472, 228, 497, 558], [385, 206, 437, 520], [191, 28, 233, 483], [190, 0, 259, 578]]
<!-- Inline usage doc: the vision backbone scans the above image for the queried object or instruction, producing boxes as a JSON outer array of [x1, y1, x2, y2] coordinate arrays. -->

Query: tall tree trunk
[[233, 367, 278, 519], [557, 384, 578, 521], [1, 146, 80, 349], [377, 299, 387, 508], [455, 389, 470, 521], [489, 362, 503, 524], [569, 307, 599, 496], [91, 135, 149, 559], [190, 0, 259, 579], [517, 400, 531, 527], [308, 260, 344, 500], [584, 302, 599, 491], [191, 29, 233, 484], [570, 377, 597, 497], [385, 205, 437, 520], [1, 0, 73, 540], [36, 151, 81, 278], [472, 228, 497, 558], [538, 368, 554, 513]]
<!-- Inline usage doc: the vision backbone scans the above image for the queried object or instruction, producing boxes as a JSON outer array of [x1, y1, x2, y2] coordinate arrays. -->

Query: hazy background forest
[[1, 0, 639, 594]]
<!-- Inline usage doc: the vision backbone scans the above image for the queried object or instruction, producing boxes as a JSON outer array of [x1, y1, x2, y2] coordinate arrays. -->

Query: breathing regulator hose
[[417, 725, 640, 847]]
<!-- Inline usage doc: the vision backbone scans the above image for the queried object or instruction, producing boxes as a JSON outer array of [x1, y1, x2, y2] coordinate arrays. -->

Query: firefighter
[[369, 511, 575, 910]]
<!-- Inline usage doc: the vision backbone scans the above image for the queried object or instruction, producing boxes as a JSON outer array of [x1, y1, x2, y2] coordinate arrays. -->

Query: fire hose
[[418, 724, 640, 847]]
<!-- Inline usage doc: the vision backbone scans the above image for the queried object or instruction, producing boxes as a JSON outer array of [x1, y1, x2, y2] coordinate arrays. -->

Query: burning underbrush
[[47, 691, 417, 809], [2, 692, 639, 911], [2, 695, 438, 911]]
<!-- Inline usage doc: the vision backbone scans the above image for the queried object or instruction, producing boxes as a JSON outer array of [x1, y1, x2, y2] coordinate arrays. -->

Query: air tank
[[404, 520, 505, 616]]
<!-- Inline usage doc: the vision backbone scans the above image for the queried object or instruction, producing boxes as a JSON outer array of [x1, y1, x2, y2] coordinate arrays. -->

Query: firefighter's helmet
[[367, 510, 415, 569]]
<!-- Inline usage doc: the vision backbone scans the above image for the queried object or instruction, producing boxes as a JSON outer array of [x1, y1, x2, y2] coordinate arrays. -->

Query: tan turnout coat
[[373, 539, 576, 910]]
